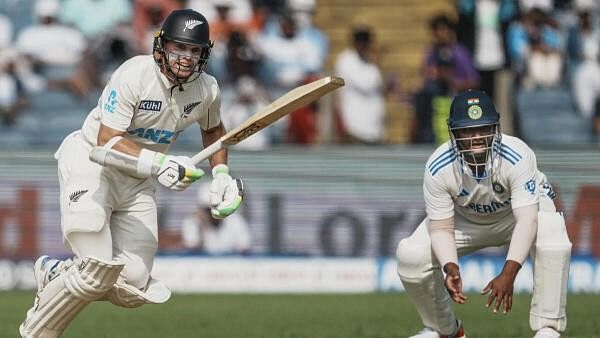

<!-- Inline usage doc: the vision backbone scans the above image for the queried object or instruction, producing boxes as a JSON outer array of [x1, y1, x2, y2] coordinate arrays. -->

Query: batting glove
[[209, 164, 243, 218], [153, 154, 204, 191]]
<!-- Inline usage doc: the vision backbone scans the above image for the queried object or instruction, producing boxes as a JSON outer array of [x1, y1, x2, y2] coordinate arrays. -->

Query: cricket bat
[[191, 76, 345, 165]]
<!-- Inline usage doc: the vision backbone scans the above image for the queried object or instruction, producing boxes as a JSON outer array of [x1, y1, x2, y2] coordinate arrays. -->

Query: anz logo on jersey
[[127, 128, 176, 144]]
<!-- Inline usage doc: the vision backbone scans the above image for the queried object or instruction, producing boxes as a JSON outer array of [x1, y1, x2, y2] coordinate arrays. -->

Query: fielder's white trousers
[[55, 131, 158, 288], [396, 196, 571, 335]]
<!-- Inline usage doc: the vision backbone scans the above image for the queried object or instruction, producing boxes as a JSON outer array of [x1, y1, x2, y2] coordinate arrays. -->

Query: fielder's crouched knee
[[396, 239, 431, 282]]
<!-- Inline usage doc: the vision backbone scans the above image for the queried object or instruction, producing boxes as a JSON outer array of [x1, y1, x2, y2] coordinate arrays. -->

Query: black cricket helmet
[[448, 90, 501, 178], [153, 9, 213, 83]]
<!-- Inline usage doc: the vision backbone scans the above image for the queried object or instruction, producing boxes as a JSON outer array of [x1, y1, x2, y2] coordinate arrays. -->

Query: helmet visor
[[450, 124, 498, 175], [164, 40, 211, 79]]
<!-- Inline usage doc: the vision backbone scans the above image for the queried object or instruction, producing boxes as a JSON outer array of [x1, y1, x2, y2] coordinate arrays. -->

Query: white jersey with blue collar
[[423, 133, 546, 225], [80, 55, 221, 153]]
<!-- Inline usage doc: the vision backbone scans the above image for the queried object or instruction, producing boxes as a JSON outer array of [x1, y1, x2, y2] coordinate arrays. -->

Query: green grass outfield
[[1, 292, 599, 338]]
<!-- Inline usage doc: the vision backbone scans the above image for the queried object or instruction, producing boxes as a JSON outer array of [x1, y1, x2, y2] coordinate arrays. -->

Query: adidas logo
[[69, 189, 88, 203], [184, 20, 203, 32]]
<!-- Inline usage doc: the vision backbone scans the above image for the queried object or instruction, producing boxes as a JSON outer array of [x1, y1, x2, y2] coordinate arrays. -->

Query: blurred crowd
[[0, 0, 391, 146], [1, 0, 599, 152], [413, 0, 600, 144]]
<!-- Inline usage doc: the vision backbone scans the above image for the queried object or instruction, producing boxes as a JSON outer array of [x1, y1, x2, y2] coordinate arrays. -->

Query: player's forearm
[[428, 217, 458, 268], [506, 204, 539, 264], [97, 123, 143, 157], [202, 122, 228, 167]]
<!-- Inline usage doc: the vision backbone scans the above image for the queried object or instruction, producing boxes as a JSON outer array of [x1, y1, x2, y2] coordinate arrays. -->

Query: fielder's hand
[[155, 154, 204, 191], [481, 260, 520, 314], [443, 263, 467, 304], [209, 164, 243, 219]]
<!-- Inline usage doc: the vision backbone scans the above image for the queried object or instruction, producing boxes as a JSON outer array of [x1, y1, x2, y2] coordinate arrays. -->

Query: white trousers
[[56, 131, 158, 289], [396, 196, 571, 335]]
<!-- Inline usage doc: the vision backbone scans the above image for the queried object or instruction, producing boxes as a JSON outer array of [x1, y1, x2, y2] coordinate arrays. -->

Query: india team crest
[[467, 105, 482, 120]]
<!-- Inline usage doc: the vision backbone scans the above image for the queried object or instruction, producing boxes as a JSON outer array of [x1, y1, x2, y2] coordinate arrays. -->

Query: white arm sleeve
[[506, 203, 539, 264], [428, 217, 458, 268]]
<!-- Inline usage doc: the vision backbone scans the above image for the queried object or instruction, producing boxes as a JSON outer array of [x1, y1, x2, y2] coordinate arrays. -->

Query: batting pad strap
[[105, 278, 172, 308], [104, 135, 123, 150]]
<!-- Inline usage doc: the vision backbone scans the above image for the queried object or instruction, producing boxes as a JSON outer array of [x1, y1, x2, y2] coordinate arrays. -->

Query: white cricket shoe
[[409, 321, 466, 338], [533, 327, 561, 338]]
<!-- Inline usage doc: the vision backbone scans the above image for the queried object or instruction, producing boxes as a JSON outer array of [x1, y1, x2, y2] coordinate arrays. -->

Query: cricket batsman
[[396, 90, 571, 338], [20, 9, 242, 338]]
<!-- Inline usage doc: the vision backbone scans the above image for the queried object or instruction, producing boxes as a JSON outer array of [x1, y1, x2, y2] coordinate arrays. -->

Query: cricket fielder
[[397, 91, 571, 338], [20, 9, 242, 338]]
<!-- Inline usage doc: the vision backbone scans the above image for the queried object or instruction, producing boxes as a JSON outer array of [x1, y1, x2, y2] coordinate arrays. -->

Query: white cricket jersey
[[80, 55, 221, 153], [423, 134, 546, 225]]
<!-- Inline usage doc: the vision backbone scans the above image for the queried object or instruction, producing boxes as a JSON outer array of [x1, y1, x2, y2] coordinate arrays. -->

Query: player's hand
[[155, 155, 204, 191], [209, 164, 243, 219], [443, 263, 467, 304], [481, 260, 521, 314]]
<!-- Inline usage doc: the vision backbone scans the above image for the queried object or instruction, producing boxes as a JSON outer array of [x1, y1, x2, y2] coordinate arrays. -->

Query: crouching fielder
[[396, 91, 571, 338], [20, 9, 243, 338]]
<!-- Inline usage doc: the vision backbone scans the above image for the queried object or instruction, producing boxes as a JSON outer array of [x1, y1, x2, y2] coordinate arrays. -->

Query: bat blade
[[191, 76, 344, 165]]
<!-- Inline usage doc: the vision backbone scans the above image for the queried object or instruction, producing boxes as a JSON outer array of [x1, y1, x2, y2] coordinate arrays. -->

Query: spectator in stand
[[506, 7, 563, 88], [221, 76, 270, 150], [241, 0, 269, 38], [181, 182, 251, 254], [60, 0, 134, 95], [205, 0, 241, 80], [187, 0, 251, 24], [132, 0, 183, 54], [334, 23, 386, 144], [287, 0, 328, 72], [0, 12, 19, 125], [425, 14, 479, 94], [456, 0, 517, 98], [413, 48, 459, 144], [16, 0, 87, 68], [60, 0, 132, 40], [565, 0, 599, 80], [573, 48, 600, 120], [0, 11, 46, 125], [256, 10, 321, 142]]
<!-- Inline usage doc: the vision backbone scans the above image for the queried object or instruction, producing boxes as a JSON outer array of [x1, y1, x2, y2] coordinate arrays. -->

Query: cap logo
[[467, 105, 483, 120], [184, 19, 203, 32], [467, 98, 479, 105]]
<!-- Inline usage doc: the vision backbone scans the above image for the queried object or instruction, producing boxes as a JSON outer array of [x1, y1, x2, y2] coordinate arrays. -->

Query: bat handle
[[191, 140, 223, 166]]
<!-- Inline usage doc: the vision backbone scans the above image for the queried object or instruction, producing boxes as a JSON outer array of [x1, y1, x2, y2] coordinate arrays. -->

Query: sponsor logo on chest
[[139, 100, 163, 113]]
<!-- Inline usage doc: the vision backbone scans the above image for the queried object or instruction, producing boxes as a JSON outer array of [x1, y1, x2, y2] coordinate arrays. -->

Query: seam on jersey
[[428, 148, 453, 171]]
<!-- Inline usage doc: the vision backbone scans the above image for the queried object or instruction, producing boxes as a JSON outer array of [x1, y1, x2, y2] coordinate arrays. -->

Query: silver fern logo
[[184, 20, 203, 31], [69, 189, 88, 205]]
